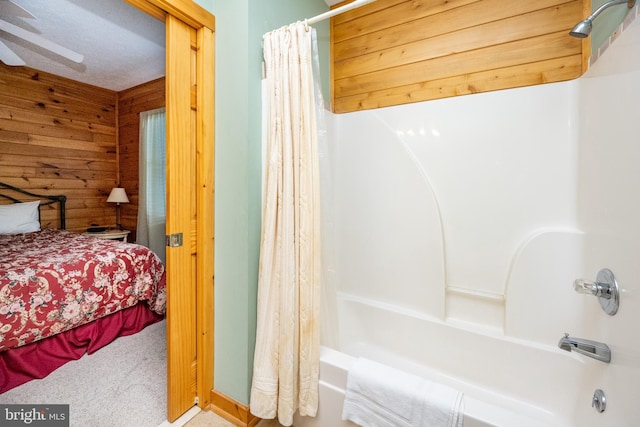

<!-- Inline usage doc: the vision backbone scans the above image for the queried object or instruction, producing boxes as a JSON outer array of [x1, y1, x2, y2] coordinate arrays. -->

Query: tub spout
[[558, 333, 611, 363]]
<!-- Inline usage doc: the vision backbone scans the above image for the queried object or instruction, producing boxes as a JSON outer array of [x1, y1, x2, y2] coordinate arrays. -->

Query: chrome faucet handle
[[573, 268, 620, 316], [574, 278, 610, 298]]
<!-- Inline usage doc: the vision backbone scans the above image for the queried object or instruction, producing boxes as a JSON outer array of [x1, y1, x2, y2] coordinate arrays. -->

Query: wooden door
[[125, 0, 215, 422], [165, 14, 197, 420]]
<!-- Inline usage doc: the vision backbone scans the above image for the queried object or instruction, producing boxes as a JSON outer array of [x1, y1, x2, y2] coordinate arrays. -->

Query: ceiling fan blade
[[0, 39, 25, 66], [0, 0, 35, 19], [0, 18, 84, 63]]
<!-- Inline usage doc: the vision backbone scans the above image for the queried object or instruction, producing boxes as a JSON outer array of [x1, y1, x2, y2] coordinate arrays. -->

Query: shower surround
[[294, 18, 640, 427]]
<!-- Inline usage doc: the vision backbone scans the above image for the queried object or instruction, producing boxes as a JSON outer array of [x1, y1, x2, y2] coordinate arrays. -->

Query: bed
[[0, 182, 166, 393]]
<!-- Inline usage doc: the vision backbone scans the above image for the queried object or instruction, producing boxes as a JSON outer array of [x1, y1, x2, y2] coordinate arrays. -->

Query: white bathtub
[[293, 346, 558, 427], [293, 295, 621, 427]]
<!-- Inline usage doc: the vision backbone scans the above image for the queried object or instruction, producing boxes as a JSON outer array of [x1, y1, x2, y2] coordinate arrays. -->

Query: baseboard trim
[[210, 389, 260, 427]]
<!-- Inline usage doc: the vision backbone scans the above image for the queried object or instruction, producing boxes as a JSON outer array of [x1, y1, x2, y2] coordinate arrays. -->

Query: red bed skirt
[[0, 303, 164, 394]]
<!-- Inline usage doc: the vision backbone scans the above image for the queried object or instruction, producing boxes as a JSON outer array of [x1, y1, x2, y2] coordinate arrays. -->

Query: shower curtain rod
[[306, 0, 378, 25], [263, 0, 378, 40]]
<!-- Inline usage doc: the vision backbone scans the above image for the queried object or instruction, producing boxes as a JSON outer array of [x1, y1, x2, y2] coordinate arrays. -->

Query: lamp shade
[[107, 187, 130, 204]]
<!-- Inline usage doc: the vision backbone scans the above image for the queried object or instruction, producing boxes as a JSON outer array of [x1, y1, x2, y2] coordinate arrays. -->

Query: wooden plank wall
[[0, 63, 165, 235], [117, 77, 166, 240], [0, 63, 118, 231], [331, 0, 589, 113]]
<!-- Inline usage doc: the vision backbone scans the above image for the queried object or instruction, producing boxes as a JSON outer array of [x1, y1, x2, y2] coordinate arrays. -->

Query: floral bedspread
[[0, 229, 166, 352]]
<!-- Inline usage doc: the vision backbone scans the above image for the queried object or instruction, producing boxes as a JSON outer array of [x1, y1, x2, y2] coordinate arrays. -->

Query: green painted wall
[[591, 0, 637, 55], [209, 0, 329, 406], [193, 0, 212, 11]]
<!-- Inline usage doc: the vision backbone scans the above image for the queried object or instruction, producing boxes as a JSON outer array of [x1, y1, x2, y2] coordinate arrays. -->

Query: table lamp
[[107, 187, 129, 230]]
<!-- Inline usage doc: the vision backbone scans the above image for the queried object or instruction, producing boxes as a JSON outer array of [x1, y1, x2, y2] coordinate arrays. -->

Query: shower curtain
[[250, 22, 322, 426]]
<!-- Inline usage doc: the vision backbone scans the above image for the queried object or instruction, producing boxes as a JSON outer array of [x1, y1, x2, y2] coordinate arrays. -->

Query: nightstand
[[84, 229, 130, 242]]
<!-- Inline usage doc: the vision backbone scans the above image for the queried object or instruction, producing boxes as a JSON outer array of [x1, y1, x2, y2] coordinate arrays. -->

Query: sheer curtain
[[250, 22, 323, 426], [137, 108, 166, 264]]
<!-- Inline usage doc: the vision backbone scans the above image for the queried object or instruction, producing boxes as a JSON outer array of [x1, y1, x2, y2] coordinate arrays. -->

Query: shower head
[[569, 0, 637, 38], [570, 19, 593, 38]]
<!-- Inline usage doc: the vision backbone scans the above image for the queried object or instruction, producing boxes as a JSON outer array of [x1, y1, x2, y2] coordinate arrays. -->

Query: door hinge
[[166, 232, 183, 247]]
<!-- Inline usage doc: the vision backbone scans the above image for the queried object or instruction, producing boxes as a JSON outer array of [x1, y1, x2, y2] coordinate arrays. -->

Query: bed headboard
[[0, 182, 67, 229]]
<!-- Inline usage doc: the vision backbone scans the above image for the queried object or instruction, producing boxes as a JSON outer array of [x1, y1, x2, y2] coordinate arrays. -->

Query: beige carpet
[[0, 320, 167, 427]]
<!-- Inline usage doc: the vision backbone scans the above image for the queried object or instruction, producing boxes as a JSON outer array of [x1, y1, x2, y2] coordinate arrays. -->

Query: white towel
[[341, 358, 464, 427]]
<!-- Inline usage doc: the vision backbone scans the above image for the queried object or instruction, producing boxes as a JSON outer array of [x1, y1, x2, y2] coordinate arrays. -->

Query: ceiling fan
[[0, 0, 83, 66]]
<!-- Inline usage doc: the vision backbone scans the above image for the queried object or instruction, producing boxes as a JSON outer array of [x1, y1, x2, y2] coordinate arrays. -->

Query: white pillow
[[0, 201, 41, 234]]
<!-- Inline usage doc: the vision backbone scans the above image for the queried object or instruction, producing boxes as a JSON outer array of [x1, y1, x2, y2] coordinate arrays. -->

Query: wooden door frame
[[124, 0, 214, 421]]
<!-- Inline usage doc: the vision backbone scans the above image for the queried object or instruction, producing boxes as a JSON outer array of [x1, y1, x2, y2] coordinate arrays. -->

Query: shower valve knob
[[574, 279, 610, 298], [573, 268, 620, 316]]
